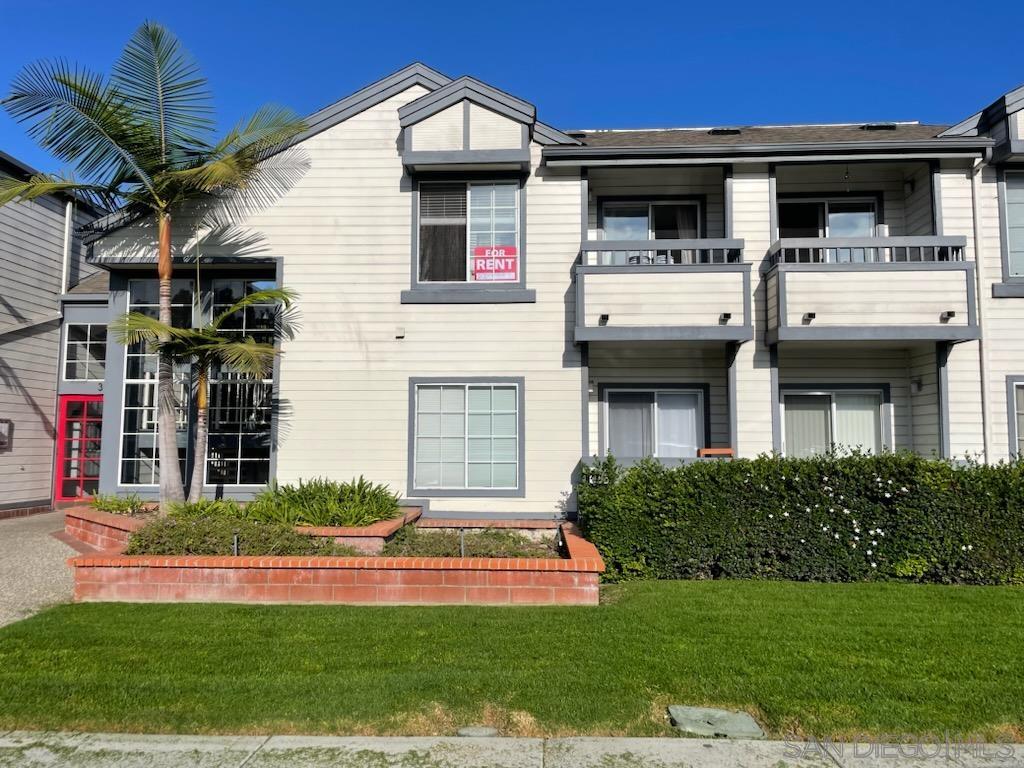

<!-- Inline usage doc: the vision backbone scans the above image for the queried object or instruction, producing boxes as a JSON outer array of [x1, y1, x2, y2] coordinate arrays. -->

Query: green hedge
[[577, 454, 1024, 585], [124, 517, 359, 557]]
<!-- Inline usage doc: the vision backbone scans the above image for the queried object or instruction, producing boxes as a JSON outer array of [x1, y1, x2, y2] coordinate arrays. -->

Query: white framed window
[[599, 199, 702, 265], [63, 323, 107, 381], [205, 279, 276, 486], [1005, 172, 1024, 278], [781, 389, 885, 458], [119, 279, 193, 486], [603, 387, 704, 459], [1011, 379, 1024, 457], [413, 382, 520, 491], [418, 181, 519, 284]]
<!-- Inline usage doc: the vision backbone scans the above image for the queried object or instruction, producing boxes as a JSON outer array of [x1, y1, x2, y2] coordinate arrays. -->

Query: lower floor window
[[206, 376, 273, 485], [414, 382, 519, 490], [782, 390, 883, 457], [605, 388, 704, 458]]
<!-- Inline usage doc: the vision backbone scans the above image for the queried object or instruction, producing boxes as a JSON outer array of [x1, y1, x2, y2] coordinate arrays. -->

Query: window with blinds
[[782, 390, 883, 457], [418, 182, 518, 283]]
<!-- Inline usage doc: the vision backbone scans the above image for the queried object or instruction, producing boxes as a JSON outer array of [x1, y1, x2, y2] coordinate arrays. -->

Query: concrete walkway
[[0, 511, 73, 627], [0, 732, 1017, 767]]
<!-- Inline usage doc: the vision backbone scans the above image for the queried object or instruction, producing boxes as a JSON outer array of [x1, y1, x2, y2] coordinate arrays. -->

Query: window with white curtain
[[414, 383, 519, 490], [782, 390, 883, 457], [605, 388, 703, 458]]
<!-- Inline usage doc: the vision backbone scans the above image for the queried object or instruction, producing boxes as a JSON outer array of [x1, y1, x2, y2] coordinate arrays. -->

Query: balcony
[[574, 239, 752, 342], [763, 236, 979, 344]]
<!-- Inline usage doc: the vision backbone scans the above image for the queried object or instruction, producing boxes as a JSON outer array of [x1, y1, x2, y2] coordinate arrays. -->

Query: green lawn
[[0, 581, 1021, 739]]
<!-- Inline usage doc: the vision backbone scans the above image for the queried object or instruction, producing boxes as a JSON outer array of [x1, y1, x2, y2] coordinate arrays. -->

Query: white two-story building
[[63, 65, 1024, 518]]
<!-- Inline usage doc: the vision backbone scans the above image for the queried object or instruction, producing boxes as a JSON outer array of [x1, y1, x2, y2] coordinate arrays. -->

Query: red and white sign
[[472, 246, 518, 282]]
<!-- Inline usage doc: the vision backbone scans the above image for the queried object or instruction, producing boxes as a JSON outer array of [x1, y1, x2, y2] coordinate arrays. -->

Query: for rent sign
[[472, 246, 518, 282]]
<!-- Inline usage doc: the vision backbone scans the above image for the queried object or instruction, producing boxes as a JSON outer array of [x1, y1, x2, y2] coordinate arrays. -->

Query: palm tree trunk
[[156, 211, 185, 509], [187, 366, 209, 504]]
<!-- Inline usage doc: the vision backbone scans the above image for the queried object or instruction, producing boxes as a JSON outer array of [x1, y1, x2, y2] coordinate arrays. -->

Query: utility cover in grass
[[667, 705, 766, 739]]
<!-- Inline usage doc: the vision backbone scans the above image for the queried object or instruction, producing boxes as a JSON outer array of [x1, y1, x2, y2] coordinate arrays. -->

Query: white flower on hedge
[[852, 542, 857, 548], [961, 545, 967, 551], [872, 540, 878, 546], [867, 549, 873, 555], [884, 492, 891, 498], [783, 512, 789, 517], [871, 562, 877, 568], [901, 486, 908, 493], [834, 533, 840, 539], [843, 508, 850, 514], [800, 539, 805, 544], [768, 514, 773, 519], [806, 506, 811, 512], [968, 545, 973, 551], [887, 479, 893, 485]]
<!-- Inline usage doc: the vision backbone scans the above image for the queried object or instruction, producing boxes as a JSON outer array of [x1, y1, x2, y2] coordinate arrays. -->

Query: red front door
[[55, 395, 103, 502]]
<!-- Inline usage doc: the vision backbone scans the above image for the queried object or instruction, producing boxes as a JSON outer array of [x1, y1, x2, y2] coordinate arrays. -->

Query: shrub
[[124, 516, 359, 557], [577, 454, 1024, 585], [245, 477, 400, 527], [382, 527, 561, 559], [167, 498, 245, 519], [90, 493, 148, 516]]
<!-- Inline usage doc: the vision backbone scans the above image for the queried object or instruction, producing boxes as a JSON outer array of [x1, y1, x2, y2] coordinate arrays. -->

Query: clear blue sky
[[3, 0, 1022, 172]]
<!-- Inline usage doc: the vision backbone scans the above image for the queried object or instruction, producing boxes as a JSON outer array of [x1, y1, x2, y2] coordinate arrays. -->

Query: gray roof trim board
[[0, 150, 106, 215], [940, 83, 1024, 137], [398, 76, 535, 127]]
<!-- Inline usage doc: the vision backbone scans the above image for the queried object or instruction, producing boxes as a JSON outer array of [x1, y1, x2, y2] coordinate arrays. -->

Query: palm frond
[[210, 287, 297, 330], [210, 338, 278, 379], [0, 173, 120, 209], [2, 59, 159, 194], [111, 21, 214, 164], [109, 311, 198, 347]]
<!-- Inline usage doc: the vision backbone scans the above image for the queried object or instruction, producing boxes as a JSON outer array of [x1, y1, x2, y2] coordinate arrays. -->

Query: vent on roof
[[565, 131, 588, 139], [708, 127, 742, 135], [861, 122, 898, 131]]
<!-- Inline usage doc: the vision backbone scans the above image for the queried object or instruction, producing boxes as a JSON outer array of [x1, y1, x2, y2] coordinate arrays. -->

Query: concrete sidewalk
[[0, 732, 1018, 767], [0, 511, 73, 627]]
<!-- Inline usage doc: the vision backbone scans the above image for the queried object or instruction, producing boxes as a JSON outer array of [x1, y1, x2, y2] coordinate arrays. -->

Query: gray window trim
[[597, 382, 712, 459], [58, 304, 109, 395], [407, 376, 526, 499], [777, 383, 893, 456], [994, 166, 1024, 297], [402, 176, 535, 304], [1006, 375, 1024, 459]]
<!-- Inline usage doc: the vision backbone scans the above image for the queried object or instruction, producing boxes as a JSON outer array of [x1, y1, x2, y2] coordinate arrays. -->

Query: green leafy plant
[[382, 527, 561, 559], [124, 516, 358, 557], [577, 453, 1024, 585], [246, 477, 400, 527], [89, 493, 149, 516], [166, 498, 246, 519]]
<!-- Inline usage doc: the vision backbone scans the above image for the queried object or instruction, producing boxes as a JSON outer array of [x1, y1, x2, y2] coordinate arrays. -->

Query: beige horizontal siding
[[581, 271, 745, 327], [783, 270, 969, 326], [408, 102, 463, 151]]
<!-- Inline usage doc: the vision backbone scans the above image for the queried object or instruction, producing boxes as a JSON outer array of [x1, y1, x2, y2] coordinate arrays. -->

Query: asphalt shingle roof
[[573, 123, 950, 148]]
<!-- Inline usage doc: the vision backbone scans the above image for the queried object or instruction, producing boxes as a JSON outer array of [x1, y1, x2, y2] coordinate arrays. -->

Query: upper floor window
[[779, 198, 877, 238], [1006, 172, 1024, 277], [63, 323, 106, 381], [600, 200, 701, 265], [418, 182, 518, 283]]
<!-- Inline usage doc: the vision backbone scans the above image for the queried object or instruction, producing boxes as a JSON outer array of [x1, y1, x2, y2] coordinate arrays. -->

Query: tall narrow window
[[63, 324, 107, 381], [206, 279, 276, 486], [605, 389, 703, 459], [120, 280, 193, 485], [414, 382, 520, 490], [782, 390, 883, 457], [1014, 383, 1024, 457], [418, 182, 519, 283], [1006, 172, 1024, 277]]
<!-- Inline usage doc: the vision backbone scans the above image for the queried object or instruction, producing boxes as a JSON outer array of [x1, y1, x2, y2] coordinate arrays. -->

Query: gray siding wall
[[0, 194, 95, 509]]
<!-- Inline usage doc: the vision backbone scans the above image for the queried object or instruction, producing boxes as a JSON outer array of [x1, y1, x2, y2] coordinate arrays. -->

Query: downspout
[[60, 200, 73, 294], [970, 148, 993, 462]]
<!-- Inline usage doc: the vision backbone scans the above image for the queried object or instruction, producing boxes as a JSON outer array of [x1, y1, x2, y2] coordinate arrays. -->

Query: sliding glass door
[[782, 390, 883, 457], [601, 201, 700, 265], [606, 389, 703, 459]]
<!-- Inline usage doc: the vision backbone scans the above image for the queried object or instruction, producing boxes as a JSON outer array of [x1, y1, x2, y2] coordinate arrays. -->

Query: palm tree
[[111, 287, 298, 503], [0, 22, 307, 505]]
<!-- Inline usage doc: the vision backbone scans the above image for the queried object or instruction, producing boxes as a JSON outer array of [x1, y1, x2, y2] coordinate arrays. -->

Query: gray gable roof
[[399, 76, 535, 127]]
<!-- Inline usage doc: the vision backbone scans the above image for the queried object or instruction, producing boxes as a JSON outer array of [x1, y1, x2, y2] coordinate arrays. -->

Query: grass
[[0, 581, 1021, 739]]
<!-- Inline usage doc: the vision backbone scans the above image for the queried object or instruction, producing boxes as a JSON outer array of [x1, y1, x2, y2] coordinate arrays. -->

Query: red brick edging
[[68, 523, 603, 606]]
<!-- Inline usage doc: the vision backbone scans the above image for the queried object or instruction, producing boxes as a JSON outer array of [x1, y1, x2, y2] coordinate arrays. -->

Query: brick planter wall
[[65, 508, 144, 551], [63, 506, 422, 555], [68, 524, 604, 606]]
